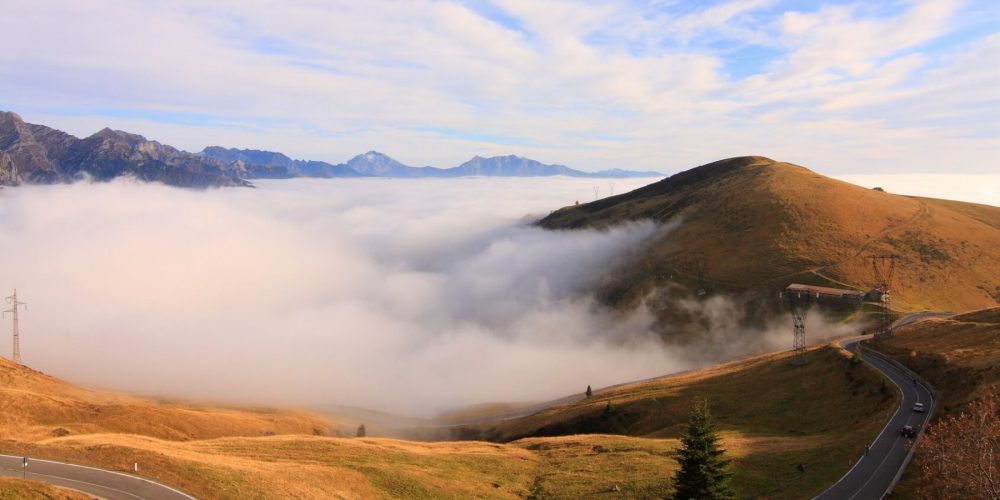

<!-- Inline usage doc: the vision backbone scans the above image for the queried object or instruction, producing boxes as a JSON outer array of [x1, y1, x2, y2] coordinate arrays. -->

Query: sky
[[0, 177, 856, 416], [0, 0, 997, 174]]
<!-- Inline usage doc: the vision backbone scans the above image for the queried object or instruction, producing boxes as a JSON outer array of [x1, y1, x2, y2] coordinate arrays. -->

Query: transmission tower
[[867, 255, 898, 339], [3, 289, 26, 364], [781, 287, 817, 366]]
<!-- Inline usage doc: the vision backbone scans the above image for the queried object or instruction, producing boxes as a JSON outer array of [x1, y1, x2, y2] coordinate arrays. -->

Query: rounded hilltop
[[539, 156, 1000, 313]]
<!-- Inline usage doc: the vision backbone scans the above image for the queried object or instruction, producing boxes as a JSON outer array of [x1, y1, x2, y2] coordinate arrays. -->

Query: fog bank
[[3, 172, 969, 416], [2, 177, 685, 415], [836, 174, 1000, 207]]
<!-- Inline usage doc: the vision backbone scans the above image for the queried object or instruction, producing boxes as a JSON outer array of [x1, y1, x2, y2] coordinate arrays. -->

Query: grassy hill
[[1, 343, 896, 498], [868, 307, 1000, 498], [0, 477, 92, 499], [449, 345, 896, 498], [539, 156, 1000, 313], [872, 307, 1000, 411], [0, 358, 341, 442]]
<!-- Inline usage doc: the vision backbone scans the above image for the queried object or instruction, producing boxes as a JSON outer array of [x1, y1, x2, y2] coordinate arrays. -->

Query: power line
[[4, 289, 27, 364]]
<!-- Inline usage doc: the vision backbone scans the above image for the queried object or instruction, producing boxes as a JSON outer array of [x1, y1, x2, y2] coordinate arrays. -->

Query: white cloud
[[1, 177, 686, 416], [0, 0, 995, 174], [836, 173, 1000, 207]]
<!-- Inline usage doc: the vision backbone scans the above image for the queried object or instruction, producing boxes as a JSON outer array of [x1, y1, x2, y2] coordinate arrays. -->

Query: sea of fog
[[1, 174, 996, 417], [0, 177, 682, 416]]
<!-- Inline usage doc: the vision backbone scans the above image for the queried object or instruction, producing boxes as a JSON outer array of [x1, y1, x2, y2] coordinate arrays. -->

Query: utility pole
[[608, 182, 615, 196], [593, 186, 600, 200], [782, 287, 817, 366], [4, 289, 26, 364], [867, 255, 898, 339]]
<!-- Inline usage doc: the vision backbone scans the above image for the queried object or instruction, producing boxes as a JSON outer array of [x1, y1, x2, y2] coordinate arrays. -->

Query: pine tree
[[356, 423, 366, 438], [670, 398, 735, 500]]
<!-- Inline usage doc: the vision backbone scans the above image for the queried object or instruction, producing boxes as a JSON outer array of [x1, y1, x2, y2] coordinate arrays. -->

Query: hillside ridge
[[540, 156, 1000, 313]]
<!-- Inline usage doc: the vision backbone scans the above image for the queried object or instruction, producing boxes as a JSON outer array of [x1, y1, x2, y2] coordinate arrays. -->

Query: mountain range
[[0, 111, 662, 188], [201, 148, 662, 180]]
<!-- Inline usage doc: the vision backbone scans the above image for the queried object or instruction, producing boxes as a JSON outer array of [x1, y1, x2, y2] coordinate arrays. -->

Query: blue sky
[[0, 0, 997, 174]]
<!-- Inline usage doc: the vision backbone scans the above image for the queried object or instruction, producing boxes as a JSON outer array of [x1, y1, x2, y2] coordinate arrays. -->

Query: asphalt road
[[0, 454, 194, 499], [813, 339, 933, 500]]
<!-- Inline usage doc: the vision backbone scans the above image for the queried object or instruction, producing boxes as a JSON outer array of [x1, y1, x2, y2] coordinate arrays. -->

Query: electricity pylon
[[867, 255, 898, 339], [782, 287, 817, 366], [4, 289, 26, 364]]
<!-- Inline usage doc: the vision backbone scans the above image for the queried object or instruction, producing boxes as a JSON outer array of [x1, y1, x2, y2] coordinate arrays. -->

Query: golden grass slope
[[454, 346, 897, 499], [539, 156, 1000, 312], [2, 344, 898, 499], [872, 307, 1000, 411], [0, 477, 93, 499], [0, 357, 340, 442]]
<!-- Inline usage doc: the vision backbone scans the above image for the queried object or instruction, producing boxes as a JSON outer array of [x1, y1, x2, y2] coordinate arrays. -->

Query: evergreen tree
[[586, 385, 593, 398], [356, 423, 366, 438], [670, 398, 735, 500]]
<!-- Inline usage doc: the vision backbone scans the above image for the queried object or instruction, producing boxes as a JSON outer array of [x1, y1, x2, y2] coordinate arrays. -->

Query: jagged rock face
[[0, 111, 248, 187], [202, 146, 294, 168], [0, 151, 18, 185], [0, 112, 61, 184]]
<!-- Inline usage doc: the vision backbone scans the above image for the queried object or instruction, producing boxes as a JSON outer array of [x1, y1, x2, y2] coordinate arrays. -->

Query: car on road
[[900, 425, 917, 438], [912, 402, 926, 413]]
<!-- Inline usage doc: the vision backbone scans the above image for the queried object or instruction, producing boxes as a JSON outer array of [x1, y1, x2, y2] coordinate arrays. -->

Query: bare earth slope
[[539, 156, 1000, 313]]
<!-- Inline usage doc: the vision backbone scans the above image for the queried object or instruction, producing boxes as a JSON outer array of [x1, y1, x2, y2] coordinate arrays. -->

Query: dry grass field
[[0, 359, 343, 443], [540, 156, 1000, 313], [455, 345, 897, 499], [1, 343, 898, 499], [868, 307, 1000, 498], [0, 477, 92, 499]]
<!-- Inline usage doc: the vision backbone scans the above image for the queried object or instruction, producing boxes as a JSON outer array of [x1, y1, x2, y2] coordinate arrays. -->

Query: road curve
[[0, 454, 194, 500], [814, 338, 933, 500]]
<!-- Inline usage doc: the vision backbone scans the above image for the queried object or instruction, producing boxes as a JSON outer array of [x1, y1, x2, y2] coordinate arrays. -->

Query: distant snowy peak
[[346, 150, 413, 176]]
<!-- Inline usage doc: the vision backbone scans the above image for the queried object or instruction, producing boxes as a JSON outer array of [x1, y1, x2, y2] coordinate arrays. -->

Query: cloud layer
[[0, 0, 996, 174], [1, 177, 686, 415], [2, 173, 996, 416]]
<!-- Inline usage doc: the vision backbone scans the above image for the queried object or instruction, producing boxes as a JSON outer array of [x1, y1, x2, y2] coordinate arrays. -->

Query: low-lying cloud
[[1, 177, 679, 416], [0, 175, 945, 417]]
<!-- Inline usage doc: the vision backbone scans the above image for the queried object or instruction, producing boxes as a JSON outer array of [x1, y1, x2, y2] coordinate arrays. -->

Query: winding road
[[0, 454, 193, 500], [814, 337, 934, 500]]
